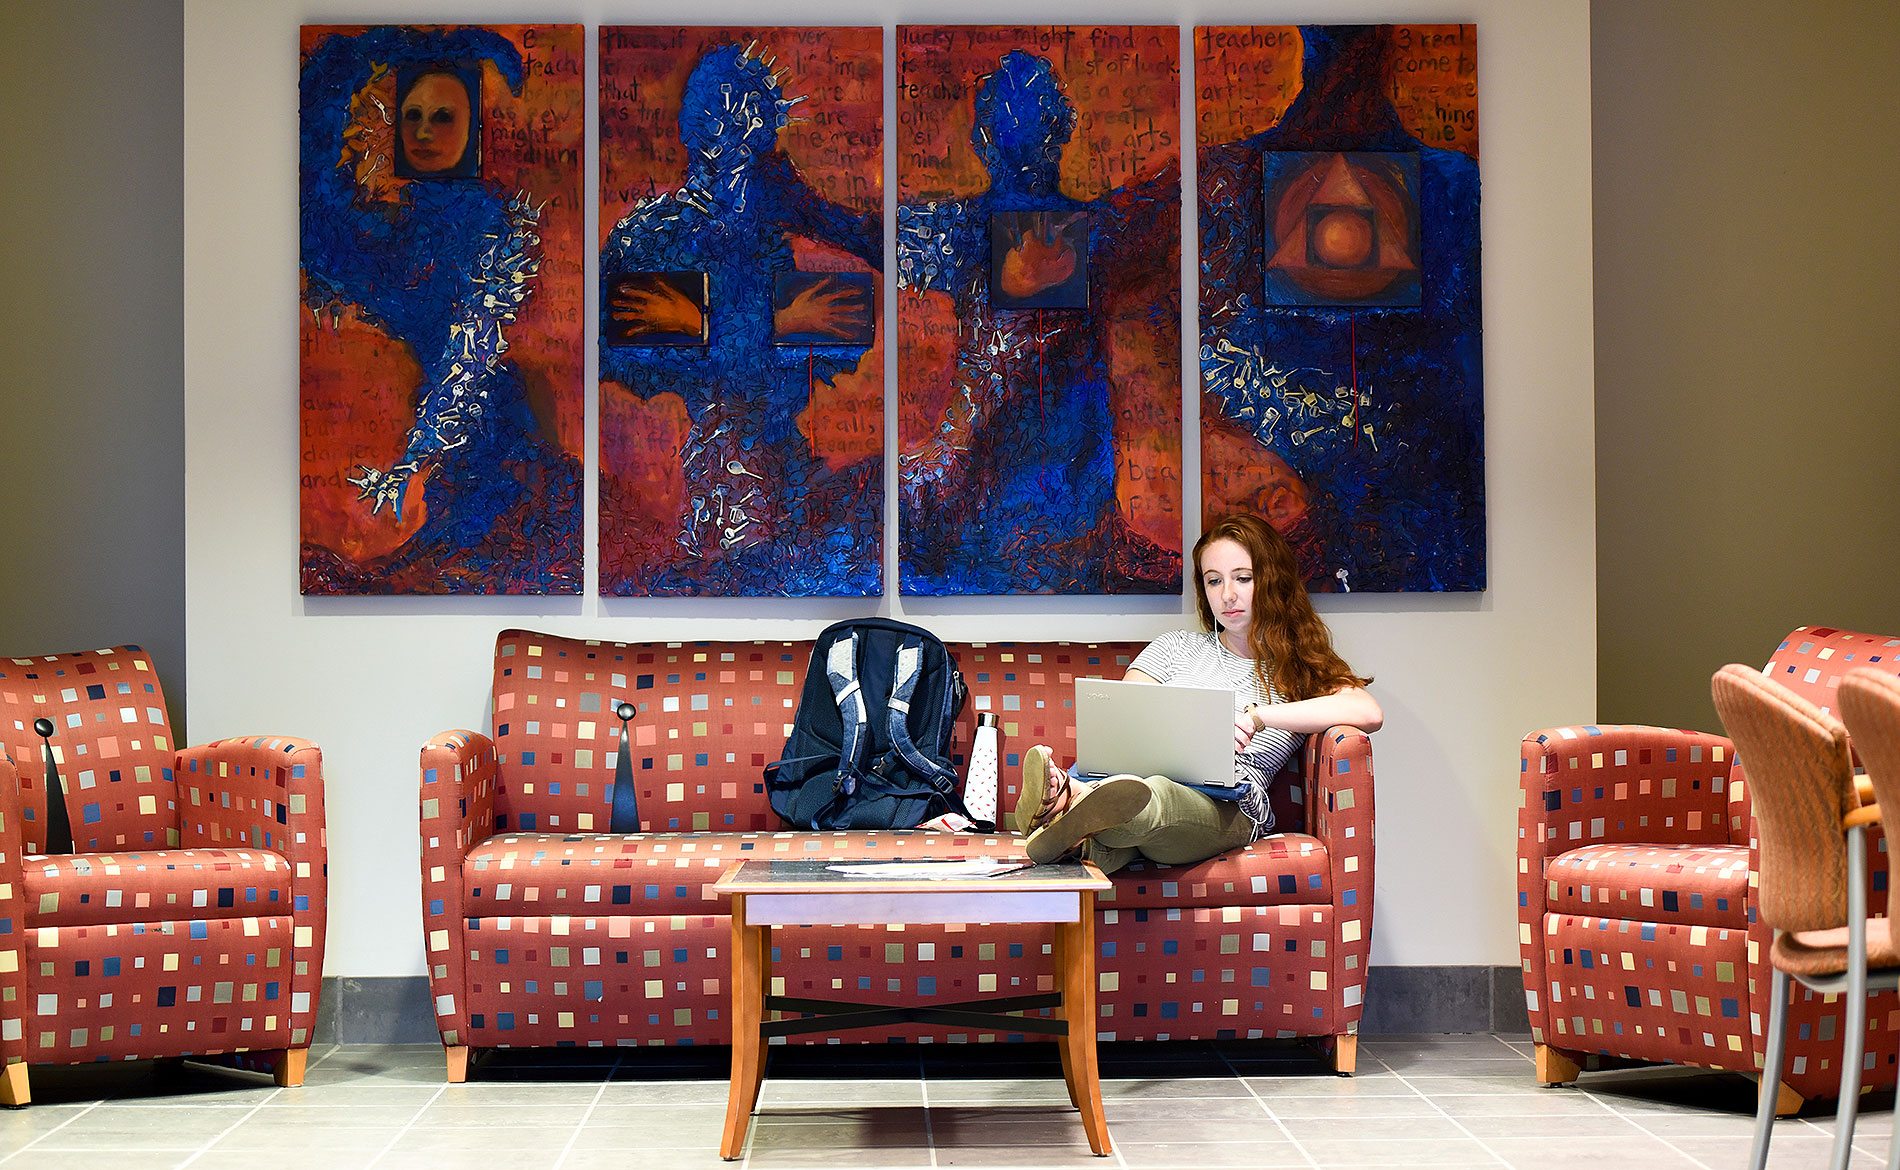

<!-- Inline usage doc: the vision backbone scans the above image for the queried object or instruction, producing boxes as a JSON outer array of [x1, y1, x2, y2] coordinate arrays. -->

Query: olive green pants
[[1083, 775, 1257, 874]]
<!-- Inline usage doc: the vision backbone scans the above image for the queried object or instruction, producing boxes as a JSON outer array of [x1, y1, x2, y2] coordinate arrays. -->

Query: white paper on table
[[823, 858, 1033, 880]]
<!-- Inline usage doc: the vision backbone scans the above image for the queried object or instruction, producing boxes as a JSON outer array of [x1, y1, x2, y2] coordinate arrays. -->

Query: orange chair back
[[1840, 668, 1900, 857], [1711, 663, 1855, 935], [0, 646, 180, 852]]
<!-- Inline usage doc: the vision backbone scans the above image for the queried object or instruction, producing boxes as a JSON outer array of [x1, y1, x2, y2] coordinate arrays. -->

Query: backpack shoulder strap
[[823, 628, 870, 801], [885, 634, 964, 803]]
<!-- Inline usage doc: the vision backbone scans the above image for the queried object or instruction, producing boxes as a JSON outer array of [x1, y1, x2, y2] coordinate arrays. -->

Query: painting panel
[[299, 25, 584, 594], [1197, 24, 1483, 592], [896, 25, 1183, 596], [598, 27, 884, 597]]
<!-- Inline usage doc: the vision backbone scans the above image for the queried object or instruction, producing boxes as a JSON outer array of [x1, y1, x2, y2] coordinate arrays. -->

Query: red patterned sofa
[[420, 628, 1376, 1079], [0, 646, 328, 1104], [1518, 625, 1900, 1112]]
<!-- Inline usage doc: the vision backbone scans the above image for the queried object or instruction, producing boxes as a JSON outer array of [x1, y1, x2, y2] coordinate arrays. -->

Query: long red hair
[[1193, 514, 1370, 702]]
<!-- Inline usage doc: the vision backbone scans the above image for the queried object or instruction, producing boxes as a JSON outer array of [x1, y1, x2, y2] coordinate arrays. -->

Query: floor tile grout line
[[1575, 1088, 1721, 1170], [737, 1045, 769, 1170], [1791, 1108, 1891, 1166], [1219, 1042, 1322, 1170], [1374, 1052, 1513, 1168], [360, 1080, 450, 1170], [0, 1096, 104, 1166], [1487, 1033, 1531, 1058], [170, 1084, 286, 1169], [548, 1047, 623, 1170], [0, 1040, 347, 1167], [918, 1047, 938, 1170]]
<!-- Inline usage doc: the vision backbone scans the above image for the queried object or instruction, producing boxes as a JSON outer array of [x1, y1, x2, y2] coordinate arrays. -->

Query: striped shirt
[[1128, 629, 1302, 838]]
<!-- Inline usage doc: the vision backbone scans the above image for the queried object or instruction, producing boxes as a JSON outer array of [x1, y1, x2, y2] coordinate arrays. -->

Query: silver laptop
[[1073, 676, 1240, 789]]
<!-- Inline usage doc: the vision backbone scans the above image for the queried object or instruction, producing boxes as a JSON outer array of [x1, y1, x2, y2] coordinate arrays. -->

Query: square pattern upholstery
[[1518, 626, 1900, 1103], [420, 629, 1376, 1053], [0, 646, 326, 1096]]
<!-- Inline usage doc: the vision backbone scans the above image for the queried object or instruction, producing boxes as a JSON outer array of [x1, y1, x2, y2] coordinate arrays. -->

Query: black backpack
[[765, 618, 975, 830]]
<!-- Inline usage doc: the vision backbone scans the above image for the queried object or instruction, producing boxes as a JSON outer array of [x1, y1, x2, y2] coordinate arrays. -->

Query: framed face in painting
[[395, 65, 481, 178]]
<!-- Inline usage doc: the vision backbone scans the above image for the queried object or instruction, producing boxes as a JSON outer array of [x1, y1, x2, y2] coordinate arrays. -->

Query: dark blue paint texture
[[897, 51, 1182, 595], [299, 26, 581, 594], [1200, 27, 1484, 592], [599, 45, 883, 597]]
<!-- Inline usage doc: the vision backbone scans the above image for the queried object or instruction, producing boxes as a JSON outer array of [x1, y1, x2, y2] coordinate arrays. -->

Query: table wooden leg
[[1052, 922, 1080, 1108], [752, 922, 771, 1101], [721, 895, 768, 1160], [1056, 892, 1110, 1156]]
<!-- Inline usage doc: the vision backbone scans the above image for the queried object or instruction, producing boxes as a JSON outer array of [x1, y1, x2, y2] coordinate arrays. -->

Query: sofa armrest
[[0, 754, 25, 1067], [175, 734, 329, 1045], [1516, 724, 1733, 1047], [419, 729, 499, 1046], [1306, 725, 1374, 1031]]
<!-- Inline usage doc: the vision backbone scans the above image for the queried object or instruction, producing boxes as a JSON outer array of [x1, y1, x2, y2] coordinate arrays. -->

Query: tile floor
[[0, 1034, 1890, 1169]]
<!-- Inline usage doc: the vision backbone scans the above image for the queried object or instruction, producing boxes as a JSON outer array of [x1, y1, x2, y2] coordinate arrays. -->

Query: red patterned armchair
[[1518, 625, 1899, 1112], [0, 646, 327, 1104], [420, 629, 1376, 1080]]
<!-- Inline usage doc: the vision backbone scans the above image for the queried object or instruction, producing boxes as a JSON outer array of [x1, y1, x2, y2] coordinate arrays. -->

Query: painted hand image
[[999, 212, 1084, 299], [597, 40, 884, 597], [610, 277, 705, 338], [774, 275, 872, 339]]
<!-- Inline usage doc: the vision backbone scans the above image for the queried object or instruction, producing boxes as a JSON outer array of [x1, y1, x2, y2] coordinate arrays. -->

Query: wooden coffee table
[[711, 857, 1114, 1159]]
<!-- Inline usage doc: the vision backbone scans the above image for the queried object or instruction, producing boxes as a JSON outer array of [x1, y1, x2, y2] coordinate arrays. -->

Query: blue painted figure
[[897, 51, 1181, 596], [599, 43, 882, 597], [1198, 26, 1484, 592], [299, 26, 581, 593]]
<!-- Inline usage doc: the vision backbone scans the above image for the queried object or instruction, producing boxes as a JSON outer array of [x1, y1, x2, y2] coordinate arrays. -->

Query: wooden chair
[[1711, 664, 1898, 1170], [1838, 666, 1900, 1170]]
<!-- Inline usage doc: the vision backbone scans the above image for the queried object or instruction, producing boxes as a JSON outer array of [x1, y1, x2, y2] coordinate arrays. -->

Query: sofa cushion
[[461, 829, 1030, 917], [1096, 834, 1334, 910], [27, 913, 297, 1061], [24, 847, 294, 928], [1539, 910, 1751, 1065], [1544, 842, 1749, 929], [461, 828, 1332, 917]]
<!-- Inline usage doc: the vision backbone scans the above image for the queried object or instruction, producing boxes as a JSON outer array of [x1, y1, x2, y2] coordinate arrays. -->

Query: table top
[[712, 857, 1109, 897]]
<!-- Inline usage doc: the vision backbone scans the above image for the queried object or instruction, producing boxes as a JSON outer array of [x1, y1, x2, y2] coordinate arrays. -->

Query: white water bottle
[[964, 712, 1001, 827]]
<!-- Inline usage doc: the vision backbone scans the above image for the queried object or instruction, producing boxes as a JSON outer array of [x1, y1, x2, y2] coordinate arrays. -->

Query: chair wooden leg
[[273, 1048, 308, 1088], [0, 1062, 27, 1107], [1329, 1034, 1357, 1075], [445, 1045, 471, 1083], [1535, 1044, 1581, 1085]]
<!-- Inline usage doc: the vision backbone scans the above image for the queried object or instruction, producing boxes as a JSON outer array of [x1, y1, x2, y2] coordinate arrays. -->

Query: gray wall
[[0, 1, 187, 727], [1593, 0, 1900, 731]]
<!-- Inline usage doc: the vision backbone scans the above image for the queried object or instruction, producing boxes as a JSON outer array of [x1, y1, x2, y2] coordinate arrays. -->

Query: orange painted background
[[897, 25, 1182, 554], [298, 24, 584, 566], [598, 26, 883, 569], [1195, 25, 1479, 160]]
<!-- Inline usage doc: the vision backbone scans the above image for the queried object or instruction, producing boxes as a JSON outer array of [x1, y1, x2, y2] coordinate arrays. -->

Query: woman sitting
[[1017, 513, 1383, 869]]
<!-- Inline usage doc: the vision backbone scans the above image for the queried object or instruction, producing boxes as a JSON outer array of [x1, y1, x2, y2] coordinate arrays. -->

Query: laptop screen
[[1072, 676, 1238, 787]]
